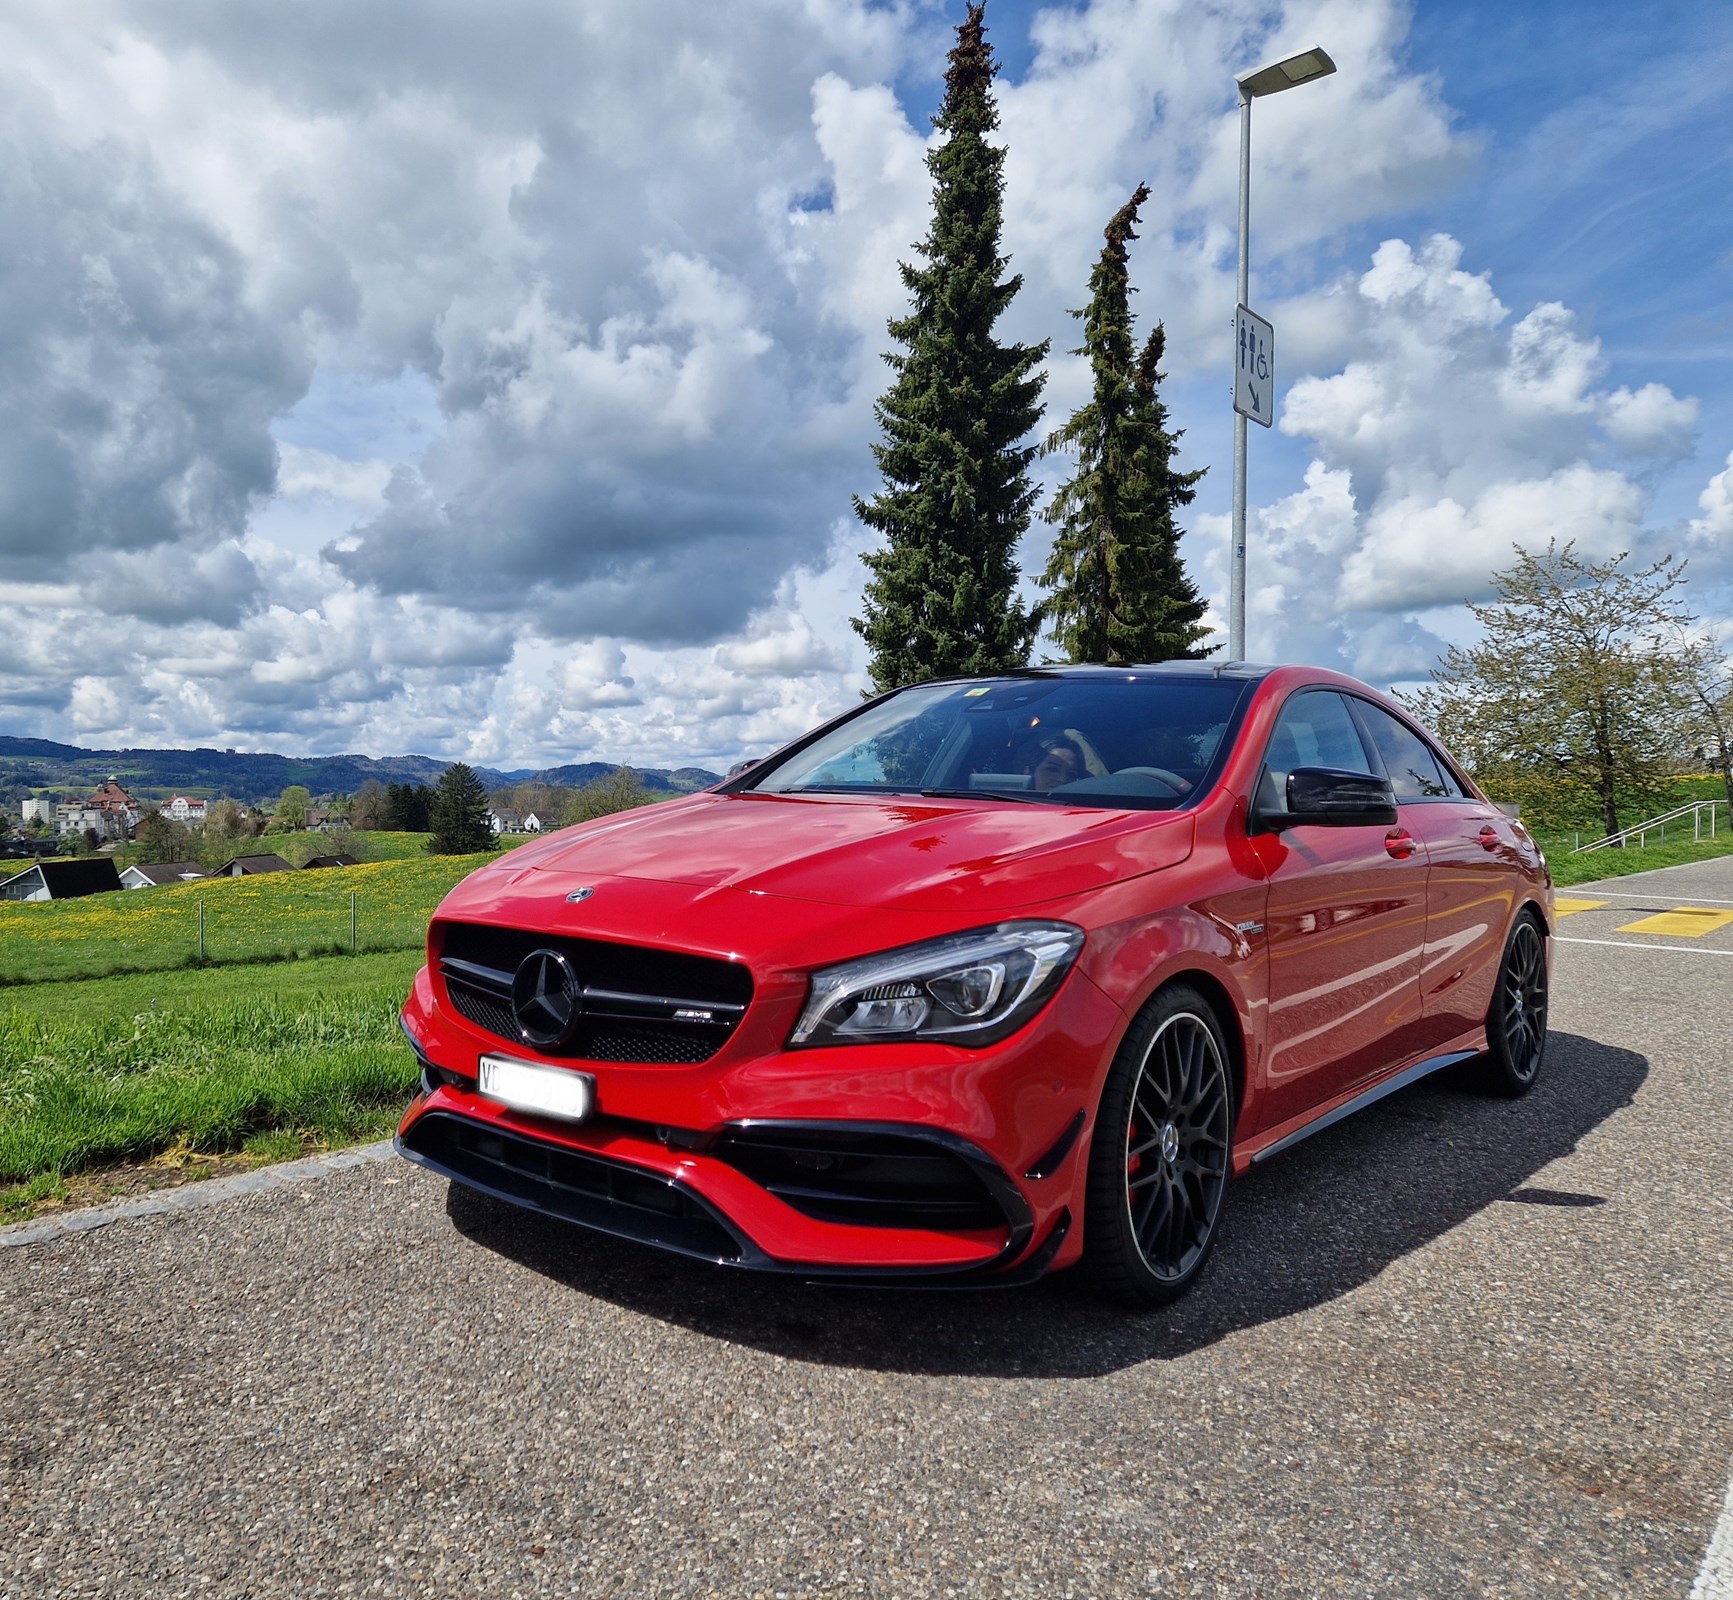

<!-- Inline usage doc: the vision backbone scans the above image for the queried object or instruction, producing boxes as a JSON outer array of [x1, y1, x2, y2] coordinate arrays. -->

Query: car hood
[[495, 791, 1193, 913]]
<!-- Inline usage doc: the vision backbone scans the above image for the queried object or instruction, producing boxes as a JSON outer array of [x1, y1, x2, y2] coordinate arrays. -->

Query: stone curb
[[0, 1140, 397, 1249]]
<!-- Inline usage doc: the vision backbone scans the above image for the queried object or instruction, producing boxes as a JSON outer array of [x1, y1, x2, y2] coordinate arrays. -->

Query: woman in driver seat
[[1024, 737, 1084, 792]]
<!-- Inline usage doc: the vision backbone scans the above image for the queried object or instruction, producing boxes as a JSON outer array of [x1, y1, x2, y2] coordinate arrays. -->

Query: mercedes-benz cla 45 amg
[[397, 664, 1552, 1304]]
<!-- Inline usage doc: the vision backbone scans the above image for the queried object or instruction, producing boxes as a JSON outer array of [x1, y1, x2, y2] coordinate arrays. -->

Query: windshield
[[739, 675, 1249, 809]]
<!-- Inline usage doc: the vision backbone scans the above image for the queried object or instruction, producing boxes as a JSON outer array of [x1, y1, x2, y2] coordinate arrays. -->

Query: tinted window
[[741, 675, 1248, 810], [1432, 755, 1468, 798], [1257, 691, 1373, 811], [1352, 701, 1450, 800]]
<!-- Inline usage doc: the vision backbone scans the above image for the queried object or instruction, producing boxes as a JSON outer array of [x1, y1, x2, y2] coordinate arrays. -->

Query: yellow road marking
[[1553, 897, 1609, 917], [1614, 906, 1733, 938]]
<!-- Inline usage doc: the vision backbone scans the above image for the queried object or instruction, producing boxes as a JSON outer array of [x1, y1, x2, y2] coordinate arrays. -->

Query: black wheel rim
[[1501, 920, 1548, 1081], [1124, 1012, 1231, 1282]]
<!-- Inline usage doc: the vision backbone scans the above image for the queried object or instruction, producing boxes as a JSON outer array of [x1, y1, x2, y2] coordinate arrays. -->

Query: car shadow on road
[[444, 1030, 1646, 1378]]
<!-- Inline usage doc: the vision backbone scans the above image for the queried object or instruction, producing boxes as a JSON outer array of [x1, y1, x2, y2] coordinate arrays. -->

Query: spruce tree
[[1040, 188, 1210, 664], [1118, 324, 1210, 658], [427, 763, 496, 855], [853, 2, 1047, 693]]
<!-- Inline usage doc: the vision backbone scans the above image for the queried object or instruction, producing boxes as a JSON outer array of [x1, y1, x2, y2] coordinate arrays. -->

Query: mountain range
[[0, 737, 720, 806]]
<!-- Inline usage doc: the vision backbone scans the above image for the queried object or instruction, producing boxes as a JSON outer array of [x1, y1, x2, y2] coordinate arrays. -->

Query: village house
[[211, 853, 295, 876], [0, 858, 124, 901], [119, 862, 206, 889], [54, 801, 112, 838], [164, 795, 209, 825], [89, 779, 141, 832], [56, 779, 141, 840]]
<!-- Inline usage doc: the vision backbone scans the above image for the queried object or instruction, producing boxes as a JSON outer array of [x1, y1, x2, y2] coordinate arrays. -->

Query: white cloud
[[276, 444, 393, 507], [1271, 234, 1703, 626], [1599, 383, 1699, 458], [1342, 465, 1646, 611], [557, 642, 641, 712], [1689, 449, 1733, 548], [0, 0, 1715, 763]]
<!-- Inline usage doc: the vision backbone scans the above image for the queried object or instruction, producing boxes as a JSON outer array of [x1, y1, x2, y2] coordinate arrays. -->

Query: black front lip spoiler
[[396, 1103, 1061, 1289]]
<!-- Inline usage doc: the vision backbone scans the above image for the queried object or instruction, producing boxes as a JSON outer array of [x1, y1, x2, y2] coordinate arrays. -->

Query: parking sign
[[1234, 305, 1274, 428]]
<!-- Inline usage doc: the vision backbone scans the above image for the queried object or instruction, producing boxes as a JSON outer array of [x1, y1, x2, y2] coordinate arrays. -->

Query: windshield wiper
[[917, 786, 1045, 804]]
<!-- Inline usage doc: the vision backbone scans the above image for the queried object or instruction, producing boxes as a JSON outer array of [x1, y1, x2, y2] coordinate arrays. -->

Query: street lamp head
[[1237, 47, 1336, 100]]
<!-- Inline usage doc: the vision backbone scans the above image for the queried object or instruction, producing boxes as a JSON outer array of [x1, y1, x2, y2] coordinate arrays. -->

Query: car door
[[1348, 697, 1517, 1053], [1252, 690, 1431, 1132]]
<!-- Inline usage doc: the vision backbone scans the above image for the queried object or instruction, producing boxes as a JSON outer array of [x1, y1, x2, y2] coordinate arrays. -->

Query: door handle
[[1384, 828, 1416, 860], [1478, 825, 1500, 852]]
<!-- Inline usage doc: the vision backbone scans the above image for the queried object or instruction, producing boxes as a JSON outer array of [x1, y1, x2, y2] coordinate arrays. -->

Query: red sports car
[[396, 664, 1552, 1304]]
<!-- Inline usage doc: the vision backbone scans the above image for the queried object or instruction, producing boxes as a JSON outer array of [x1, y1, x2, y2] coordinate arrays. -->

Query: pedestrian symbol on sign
[[1233, 305, 1275, 429]]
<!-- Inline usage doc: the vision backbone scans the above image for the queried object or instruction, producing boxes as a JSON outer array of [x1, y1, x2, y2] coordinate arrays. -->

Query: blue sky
[[1404, 0, 1732, 503], [1, 0, 1728, 765]]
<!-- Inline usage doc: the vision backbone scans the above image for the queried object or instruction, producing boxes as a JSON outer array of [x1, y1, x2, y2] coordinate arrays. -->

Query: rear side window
[[1351, 700, 1451, 800]]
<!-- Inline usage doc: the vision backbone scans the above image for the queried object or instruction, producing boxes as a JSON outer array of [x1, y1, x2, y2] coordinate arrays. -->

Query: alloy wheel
[[1123, 1011, 1232, 1282], [1500, 919, 1548, 1083]]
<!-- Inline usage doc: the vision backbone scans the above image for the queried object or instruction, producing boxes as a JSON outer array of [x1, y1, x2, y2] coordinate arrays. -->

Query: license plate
[[477, 1055, 595, 1124]]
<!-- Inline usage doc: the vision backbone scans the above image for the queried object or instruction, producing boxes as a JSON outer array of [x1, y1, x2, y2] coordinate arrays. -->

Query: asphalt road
[[4, 858, 1731, 1599]]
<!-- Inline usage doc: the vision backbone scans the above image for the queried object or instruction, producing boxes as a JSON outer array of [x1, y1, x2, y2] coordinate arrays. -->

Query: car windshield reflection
[[741, 675, 1249, 810]]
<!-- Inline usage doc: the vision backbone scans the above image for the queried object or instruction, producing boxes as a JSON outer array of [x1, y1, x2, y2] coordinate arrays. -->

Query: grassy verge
[[0, 951, 426, 1214], [1540, 832, 1733, 887]]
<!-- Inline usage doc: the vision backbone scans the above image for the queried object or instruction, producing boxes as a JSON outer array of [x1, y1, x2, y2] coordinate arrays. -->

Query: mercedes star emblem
[[510, 948, 583, 1047]]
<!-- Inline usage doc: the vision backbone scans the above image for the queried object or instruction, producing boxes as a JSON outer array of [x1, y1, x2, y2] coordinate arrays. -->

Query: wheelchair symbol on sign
[[1234, 306, 1275, 428]]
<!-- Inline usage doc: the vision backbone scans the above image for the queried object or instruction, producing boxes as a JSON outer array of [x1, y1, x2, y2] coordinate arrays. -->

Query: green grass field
[[348, 830, 438, 859], [0, 949, 424, 1024], [0, 951, 427, 1206], [244, 828, 437, 862], [0, 852, 493, 986], [0, 856, 483, 1212]]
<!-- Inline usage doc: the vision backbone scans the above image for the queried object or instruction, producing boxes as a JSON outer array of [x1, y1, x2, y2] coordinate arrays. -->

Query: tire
[[1082, 985, 1234, 1307], [1478, 912, 1549, 1097]]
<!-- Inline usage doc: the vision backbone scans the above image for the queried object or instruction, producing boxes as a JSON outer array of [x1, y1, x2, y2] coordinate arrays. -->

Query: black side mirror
[[1266, 767, 1398, 830], [725, 758, 761, 780]]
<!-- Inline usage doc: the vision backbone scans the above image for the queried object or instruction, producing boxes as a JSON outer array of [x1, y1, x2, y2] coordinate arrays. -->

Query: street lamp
[[1228, 45, 1335, 663]]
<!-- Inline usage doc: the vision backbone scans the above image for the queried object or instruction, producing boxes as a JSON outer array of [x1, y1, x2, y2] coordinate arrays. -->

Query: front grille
[[437, 921, 751, 1065], [447, 985, 518, 1043], [713, 1125, 1010, 1233], [401, 1111, 743, 1262]]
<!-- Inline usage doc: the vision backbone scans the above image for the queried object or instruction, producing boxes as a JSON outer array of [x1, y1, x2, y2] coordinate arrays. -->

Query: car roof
[[917, 662, 1280, 686]]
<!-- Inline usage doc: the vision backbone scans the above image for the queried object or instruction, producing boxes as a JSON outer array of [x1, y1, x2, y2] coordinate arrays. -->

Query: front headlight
[[790, 922, 1085, 1048]]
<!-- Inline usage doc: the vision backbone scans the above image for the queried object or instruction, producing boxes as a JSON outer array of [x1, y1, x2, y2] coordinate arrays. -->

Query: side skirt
[[1246, 1048, 1481, 1167]]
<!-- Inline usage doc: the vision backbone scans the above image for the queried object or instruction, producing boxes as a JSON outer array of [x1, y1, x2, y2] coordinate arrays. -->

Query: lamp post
[[1229, 45, 1335, 663]]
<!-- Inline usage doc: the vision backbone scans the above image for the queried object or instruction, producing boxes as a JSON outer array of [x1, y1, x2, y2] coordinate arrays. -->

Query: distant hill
[[0, 737, 718, 807], [530, 763, 720, 793]]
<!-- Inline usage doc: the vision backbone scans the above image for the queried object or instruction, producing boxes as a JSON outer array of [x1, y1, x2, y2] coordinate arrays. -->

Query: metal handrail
[[1573, 799, 1728, 853]]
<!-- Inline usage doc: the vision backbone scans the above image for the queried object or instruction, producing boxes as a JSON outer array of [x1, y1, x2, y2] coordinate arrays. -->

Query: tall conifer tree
[[853, 2, 1047, 693], [427, 764, 495, 855], [1040, 188, 1209, 664]]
